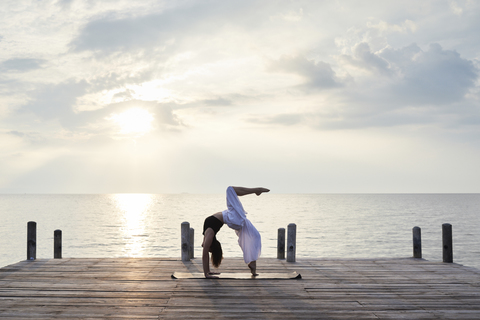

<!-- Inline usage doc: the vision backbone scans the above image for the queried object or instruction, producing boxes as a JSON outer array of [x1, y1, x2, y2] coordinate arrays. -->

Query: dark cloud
[[268, 55, 343, 90], [387, 43, 478, 105], [341, 42, 392, 76], [341, 42, 478, 106], [255, 43, 478, 131], [70, 13, 171, 53], [1, 58, 47, 72], [69, 1, 266, 55]]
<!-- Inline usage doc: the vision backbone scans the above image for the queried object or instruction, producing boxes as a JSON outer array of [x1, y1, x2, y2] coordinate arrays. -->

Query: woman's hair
[[210, 238, 223, 268]]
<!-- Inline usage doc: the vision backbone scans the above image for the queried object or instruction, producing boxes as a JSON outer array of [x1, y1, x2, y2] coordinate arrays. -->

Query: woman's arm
[[202, 230, 218, 278], [232, 187, 270, 196]]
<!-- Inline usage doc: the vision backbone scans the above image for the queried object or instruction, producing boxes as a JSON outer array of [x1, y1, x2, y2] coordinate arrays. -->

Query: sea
[[0, 193, 479, 270]]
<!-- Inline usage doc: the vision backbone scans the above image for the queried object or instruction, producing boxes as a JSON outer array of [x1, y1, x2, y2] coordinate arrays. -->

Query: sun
[[109, 108, 154, 136]]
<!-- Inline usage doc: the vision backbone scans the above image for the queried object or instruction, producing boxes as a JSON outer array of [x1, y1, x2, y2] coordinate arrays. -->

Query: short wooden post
[[277, 228, 285, 259], [189, 227, 194, 259], [27, 221, 36, 260], [181, 222, 190, 261], [442, 223, 453, 263], [413, 226, 422, 258], [287, 223, 296, 262], [54, 230, 62, 259]]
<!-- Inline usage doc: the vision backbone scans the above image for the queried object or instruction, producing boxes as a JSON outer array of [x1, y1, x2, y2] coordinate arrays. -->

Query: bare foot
[[255, 188, 270, 196]]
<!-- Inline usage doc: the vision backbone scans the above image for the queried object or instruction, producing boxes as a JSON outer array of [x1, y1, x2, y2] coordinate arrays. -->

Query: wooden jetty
[[0, 257, 479, 319]]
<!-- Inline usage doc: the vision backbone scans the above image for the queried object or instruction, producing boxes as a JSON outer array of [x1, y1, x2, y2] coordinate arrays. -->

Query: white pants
[[222, 186, 261, 264]]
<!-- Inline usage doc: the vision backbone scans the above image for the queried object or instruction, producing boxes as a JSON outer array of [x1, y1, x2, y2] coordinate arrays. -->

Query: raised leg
[[233, 187, 270, 197]]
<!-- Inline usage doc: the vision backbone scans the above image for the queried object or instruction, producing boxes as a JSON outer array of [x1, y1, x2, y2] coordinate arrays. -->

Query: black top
[[203, 215, 224, 235]]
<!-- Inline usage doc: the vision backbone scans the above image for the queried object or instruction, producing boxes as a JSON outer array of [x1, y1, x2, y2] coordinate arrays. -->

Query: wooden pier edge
[[0, 257, 479, 319]]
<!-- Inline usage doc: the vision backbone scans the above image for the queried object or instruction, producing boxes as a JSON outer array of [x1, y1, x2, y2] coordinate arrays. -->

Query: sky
[[0, 0, 479, 194]]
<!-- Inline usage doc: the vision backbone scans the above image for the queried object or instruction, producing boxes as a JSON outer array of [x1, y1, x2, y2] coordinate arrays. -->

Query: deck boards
[[0, 257, 479, 319]]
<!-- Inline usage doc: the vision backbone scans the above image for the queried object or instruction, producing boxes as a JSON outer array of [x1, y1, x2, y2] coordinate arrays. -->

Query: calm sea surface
[[0, 193, 479, 270]]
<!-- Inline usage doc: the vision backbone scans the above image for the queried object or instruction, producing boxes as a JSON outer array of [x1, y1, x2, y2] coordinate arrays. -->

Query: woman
[[202, 186, 270, 278]]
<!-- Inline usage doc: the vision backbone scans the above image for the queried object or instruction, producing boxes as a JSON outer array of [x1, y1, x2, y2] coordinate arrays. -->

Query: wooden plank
[[0, 257, 479, 319]]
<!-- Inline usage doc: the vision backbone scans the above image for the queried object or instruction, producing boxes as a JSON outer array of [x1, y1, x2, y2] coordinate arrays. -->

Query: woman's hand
[[202, 231, 214, 277]]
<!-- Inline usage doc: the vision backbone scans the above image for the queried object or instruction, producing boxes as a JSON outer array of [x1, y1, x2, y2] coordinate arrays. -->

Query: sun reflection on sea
[[112, 194, 153, 257]]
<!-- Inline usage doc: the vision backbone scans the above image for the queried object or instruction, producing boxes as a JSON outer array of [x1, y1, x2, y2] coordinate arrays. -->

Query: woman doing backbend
[[202, 186, 270, 279]]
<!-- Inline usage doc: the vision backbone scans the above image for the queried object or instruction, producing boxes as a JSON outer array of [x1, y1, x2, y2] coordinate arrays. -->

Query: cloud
[[70, 13, 170, 54], [202, 98, 232, 107], [69, 1, 261, 55], [366, 19, 417, 34], [111, 89, 135, 101], [268, 55, 343, 90], [340, 42, 478, 106], [56, 0, 74, 9], [18, 79, 88, 127], [4, 130, 45, 143], [151, 102, 184, 129], [388, 43, 478, 105], [341, 42, 392, 76], [1, 58, 47, 72], [6, 130, 25, 137], [257, 43, 478, 131], [247, 113, 304, 126], [68, 0, 310, 58], [2, 0, 480, 193], [98, 100, 185, 133], [449, 0, 464, 15], [12, 77, 185, 139], [246, 107, 439, 131]]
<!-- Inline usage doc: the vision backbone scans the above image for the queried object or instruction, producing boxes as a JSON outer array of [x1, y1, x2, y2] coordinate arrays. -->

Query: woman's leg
[[248, 261, 257, 276], [232, 187, 270, 196]]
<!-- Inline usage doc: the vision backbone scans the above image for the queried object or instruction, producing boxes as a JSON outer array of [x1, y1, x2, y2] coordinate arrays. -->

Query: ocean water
[[0, 193, 479, 270]]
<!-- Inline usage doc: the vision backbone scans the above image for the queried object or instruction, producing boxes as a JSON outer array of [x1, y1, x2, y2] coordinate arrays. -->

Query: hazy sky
[[1, 0, 479, 193]]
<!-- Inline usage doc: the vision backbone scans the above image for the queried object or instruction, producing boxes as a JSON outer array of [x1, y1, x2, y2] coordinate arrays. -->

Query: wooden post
[[27, 221, 36, 260], [287, 223, 296, 262], [181, 222, 190, 261], [189, 227, 194, 259], [442, 223, 453, 263], [413, 226, 422, 258], [54, 230, 62, 259], [277, 228, 285, 259]]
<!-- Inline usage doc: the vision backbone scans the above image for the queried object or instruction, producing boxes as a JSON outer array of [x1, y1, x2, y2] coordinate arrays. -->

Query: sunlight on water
[[111, 194, 153, 257]]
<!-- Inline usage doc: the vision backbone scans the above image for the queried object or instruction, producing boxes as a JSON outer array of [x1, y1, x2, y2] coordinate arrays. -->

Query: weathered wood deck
[[0, 257, 479, 319]]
